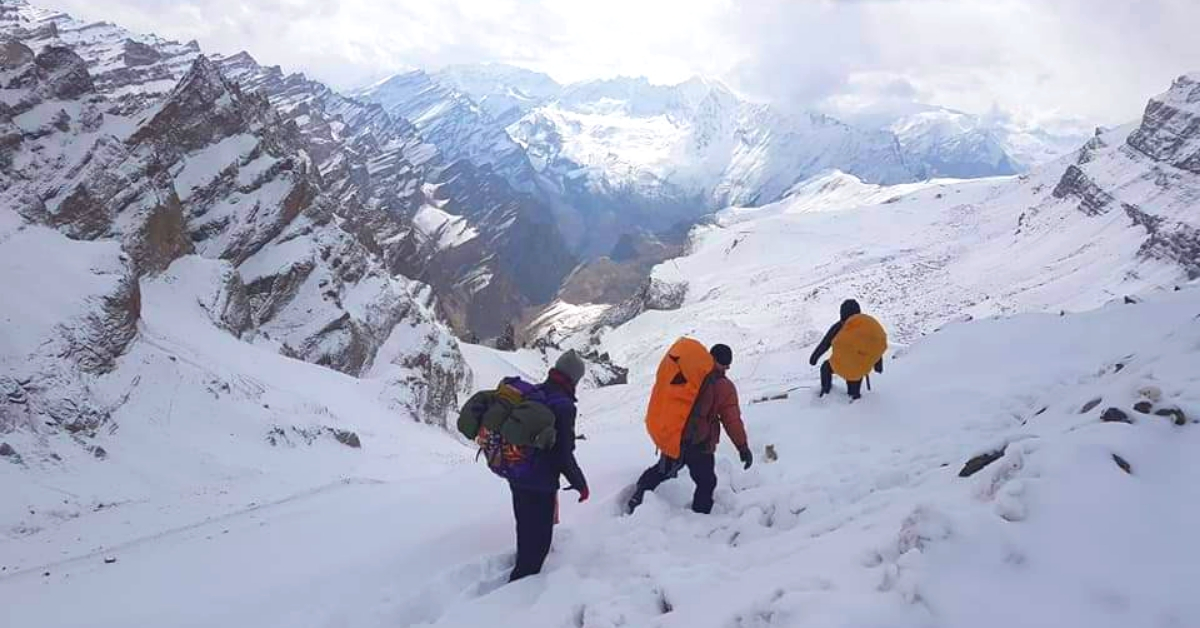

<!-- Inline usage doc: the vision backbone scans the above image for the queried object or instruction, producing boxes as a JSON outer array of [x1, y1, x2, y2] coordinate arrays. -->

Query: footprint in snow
[[388, 552, 515, 626]]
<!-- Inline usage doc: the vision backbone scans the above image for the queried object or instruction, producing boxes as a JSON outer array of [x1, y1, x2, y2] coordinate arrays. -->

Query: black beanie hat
[[710, 344, 733, 367]]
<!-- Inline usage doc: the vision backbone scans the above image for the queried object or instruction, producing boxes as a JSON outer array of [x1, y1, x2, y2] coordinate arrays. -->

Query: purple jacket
[[508, 369, 588, 494]]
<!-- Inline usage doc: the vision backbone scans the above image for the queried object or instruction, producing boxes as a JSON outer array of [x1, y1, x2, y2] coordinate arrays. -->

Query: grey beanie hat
[[554, 350, 586, 385]]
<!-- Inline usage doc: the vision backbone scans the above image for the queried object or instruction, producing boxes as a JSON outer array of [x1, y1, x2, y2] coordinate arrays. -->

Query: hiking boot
[[626, 490, 645, 515], [849, 393, 862, 402]]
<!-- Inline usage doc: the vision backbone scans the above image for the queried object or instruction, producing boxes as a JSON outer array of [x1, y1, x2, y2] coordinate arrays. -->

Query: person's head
[[553, 350, 586, 386], [710, 344, 733, 371], [840, 299, 862, 321]]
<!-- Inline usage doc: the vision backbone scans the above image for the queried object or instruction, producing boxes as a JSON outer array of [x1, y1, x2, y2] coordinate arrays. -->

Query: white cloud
[[37, 0, 1200, 124]]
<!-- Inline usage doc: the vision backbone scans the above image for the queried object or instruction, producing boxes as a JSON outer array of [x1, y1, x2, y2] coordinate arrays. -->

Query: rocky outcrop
[[598, 277, 689, 330], [1051, 165, 1114, 216], [1126, 74, 1200, 174], [1046, 75, 1200, 280]]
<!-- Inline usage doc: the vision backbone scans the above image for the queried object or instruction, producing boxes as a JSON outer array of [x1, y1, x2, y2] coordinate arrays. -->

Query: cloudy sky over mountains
[[41, 0, 1200, 125]]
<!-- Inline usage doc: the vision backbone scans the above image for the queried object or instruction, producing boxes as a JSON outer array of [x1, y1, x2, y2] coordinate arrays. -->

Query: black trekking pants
[[634, 447, 718, 514], [821, 360, 862, 397], [509, 485, 556, 581]]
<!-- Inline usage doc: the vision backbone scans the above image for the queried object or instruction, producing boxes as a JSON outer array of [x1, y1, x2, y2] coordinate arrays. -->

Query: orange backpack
[[831, 314, 888, 380], [645, 337, 715, 458]]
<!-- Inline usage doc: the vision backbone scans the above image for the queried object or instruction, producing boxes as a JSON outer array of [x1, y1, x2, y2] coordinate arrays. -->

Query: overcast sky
[[41, 0, 1200, 126]]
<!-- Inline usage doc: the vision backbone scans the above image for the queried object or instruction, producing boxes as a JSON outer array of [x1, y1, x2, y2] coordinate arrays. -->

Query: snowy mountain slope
[[838, 101, 1092, 175], [510, 75, 922, 210], [433, 63, 561, 127], [1, 1, 574, 340], [3, 279, 1197, 628], [0, 0, 199, 103], [0, 22, 472, 444], [889, 108, 1020, 178], [354, 70, 539, 193], [534, 75, 1199, 368], [210, 52, 577, 338]]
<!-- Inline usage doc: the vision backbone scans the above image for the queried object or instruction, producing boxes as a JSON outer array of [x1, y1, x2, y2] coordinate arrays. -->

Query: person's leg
[[820, 360, 834, 396], [686, 449, 718, 514], [847, 378, 862, 399], [628, 455, 683, 513], [509, 487, 557, 581]]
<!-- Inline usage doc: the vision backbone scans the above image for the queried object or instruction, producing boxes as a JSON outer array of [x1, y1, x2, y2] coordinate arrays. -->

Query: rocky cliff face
[[1, 13, 473, 456], [215, 54, 576, 339], [1050, 74, 1200, 279], [1127, 74, 1200, 175]]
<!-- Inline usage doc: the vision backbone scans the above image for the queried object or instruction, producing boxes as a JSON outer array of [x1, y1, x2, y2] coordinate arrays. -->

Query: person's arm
[[555, 405, 588, 498], [716, 381, 749, 451], [809, 322, 842, 365]]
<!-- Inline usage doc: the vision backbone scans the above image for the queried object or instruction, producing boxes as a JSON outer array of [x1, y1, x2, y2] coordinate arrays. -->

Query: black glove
[[874, 361, 883, 374], [739, 447, 753, 470], [809, 356, 818, 367]]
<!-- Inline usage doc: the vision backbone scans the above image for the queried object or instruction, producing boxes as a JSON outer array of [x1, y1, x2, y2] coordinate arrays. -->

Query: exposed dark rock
[[1080, 398, 1103, 414], [1052, 165, 1114, 216], [210, 268, 252, 337], [1123, 295, 1139, 305], [959, 446, 1007, 478], [597, 277, 688, 331], [0, 40, 35, 71], [1126, 74, 1200, 174], [1112, 454, 1132, 474], [1123, 202, 1200, 280], [0, 443, 16, 457], [126, 190, 193, 275], [46, 397, 111, 434], [90, 446, 108, 460], [121, 40, 161, 67], [70, 268, 141, 375], [331, 429, 361, 449], [1154, 407, 1188, 426], [1100, 407, 1132, 424], [1099, 405, 1128, 425], [34, 46, 95, 101], [244, 261, 315, 325], [1133, 401, 1154, 414]]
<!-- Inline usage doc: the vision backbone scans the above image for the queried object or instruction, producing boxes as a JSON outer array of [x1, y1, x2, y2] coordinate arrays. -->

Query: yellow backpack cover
[[831, 314, 888, 380]]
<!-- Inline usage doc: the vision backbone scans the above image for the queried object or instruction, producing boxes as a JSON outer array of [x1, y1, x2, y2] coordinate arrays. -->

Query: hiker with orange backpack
[[627, 342, 751, 515], [457, 351, 589, 582], [809, 299, 888, 400]]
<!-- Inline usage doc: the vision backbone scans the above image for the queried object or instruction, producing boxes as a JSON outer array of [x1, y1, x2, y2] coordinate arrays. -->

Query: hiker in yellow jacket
[[809, 299, 887, 400]]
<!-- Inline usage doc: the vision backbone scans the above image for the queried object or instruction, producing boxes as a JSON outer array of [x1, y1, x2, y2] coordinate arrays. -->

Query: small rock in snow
[[1080, 398, 1103, 414], [331, 429, 361, 448], [959, 447, 1007, 477], [1112, 454, 1132, 474], [90, 446, 108, 460], [1133, 401, 1154, 414], [1123, 295, 1139, 304], [0, 443, 15, 457], [1154, 407, 1188, 426], [1100, 408, 1131, 424], [103, 557, 116, 565]]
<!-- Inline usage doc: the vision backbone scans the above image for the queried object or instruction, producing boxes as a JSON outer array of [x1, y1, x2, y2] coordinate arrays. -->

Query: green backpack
[[458, 377, 557, 454]]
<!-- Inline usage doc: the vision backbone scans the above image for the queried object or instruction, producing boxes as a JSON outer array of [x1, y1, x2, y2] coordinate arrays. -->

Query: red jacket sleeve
[[716, 378, 749, 451]]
